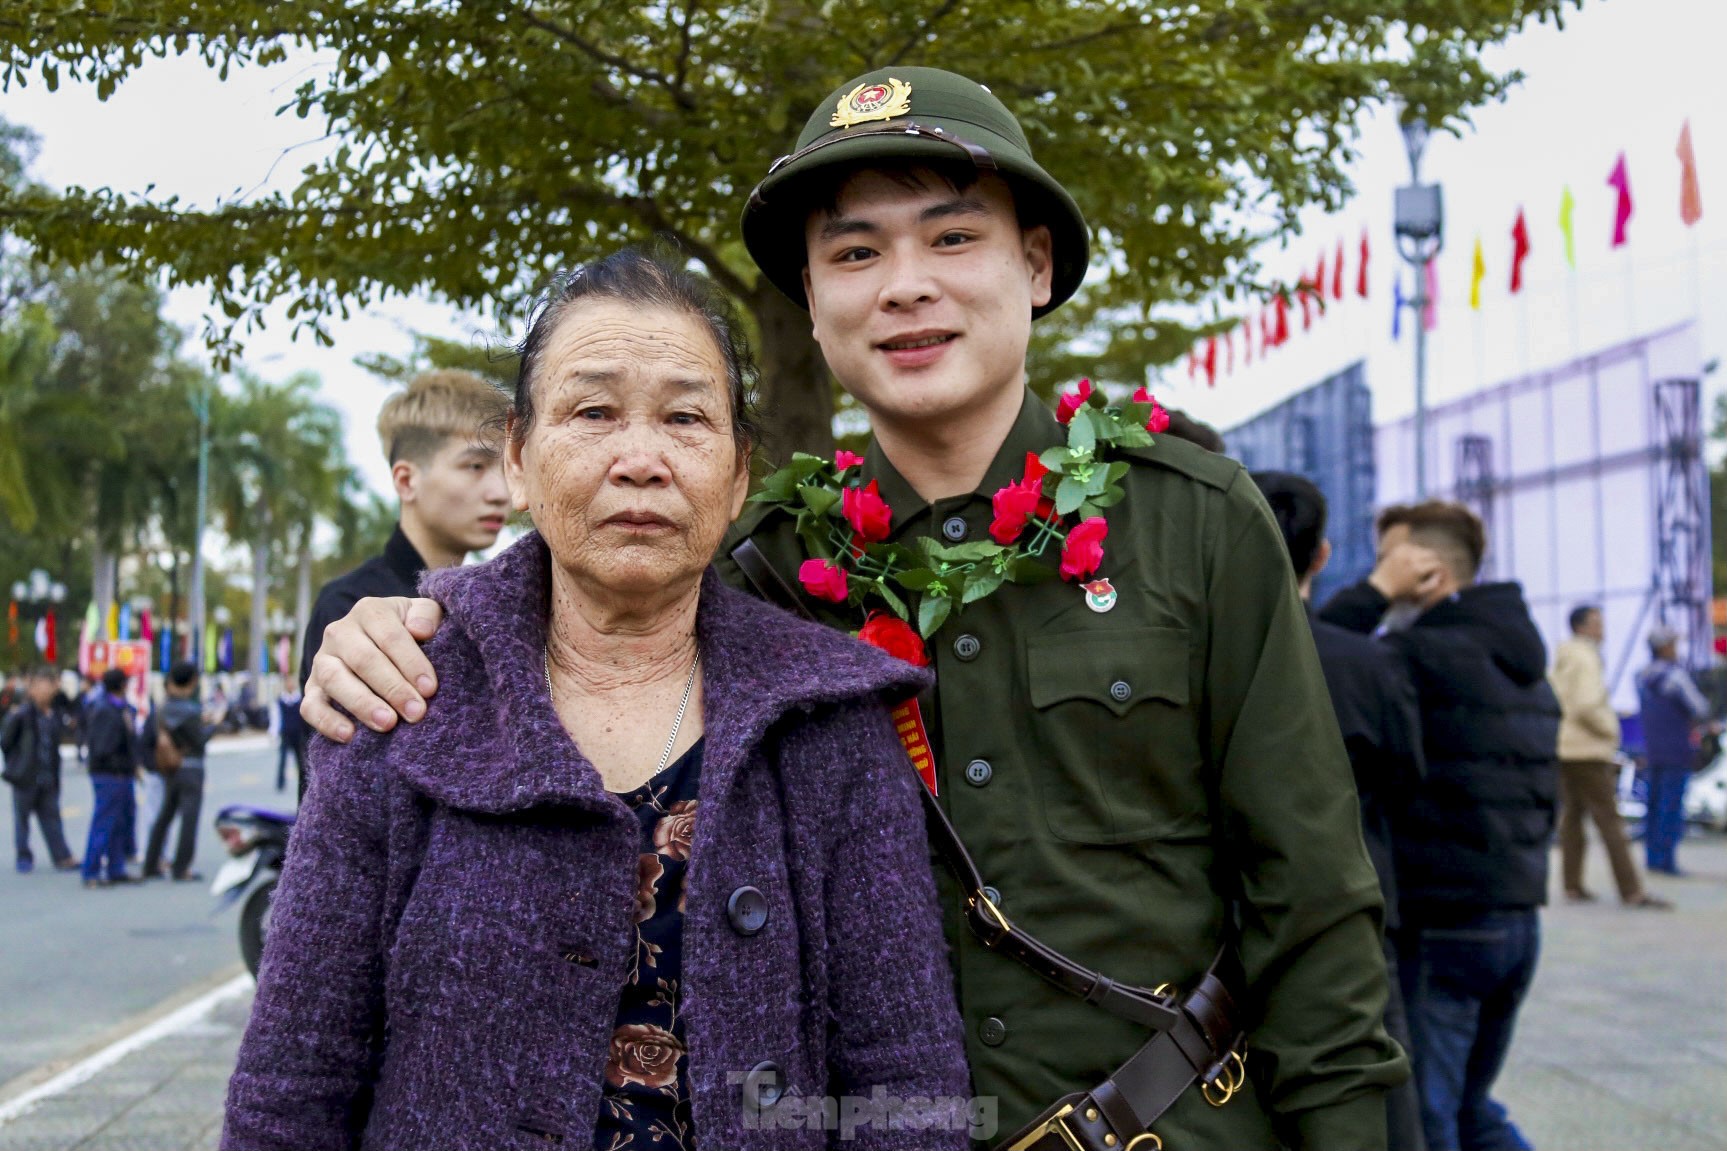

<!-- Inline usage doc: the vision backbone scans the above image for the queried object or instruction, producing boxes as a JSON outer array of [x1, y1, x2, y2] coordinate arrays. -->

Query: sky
[[3, 0, 1725, 499]]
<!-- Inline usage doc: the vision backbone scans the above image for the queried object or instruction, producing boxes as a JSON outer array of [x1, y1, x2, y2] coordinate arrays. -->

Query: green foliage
[[355, 329, 517, 392], [0, 1, 1582, 453]]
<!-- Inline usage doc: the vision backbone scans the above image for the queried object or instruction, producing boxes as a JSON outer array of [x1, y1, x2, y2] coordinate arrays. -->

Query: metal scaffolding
[[1651, 377, 1711, 672], [1453, 434, 1496, 581]]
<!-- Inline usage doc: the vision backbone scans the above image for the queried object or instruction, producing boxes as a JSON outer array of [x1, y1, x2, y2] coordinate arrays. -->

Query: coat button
[[727, 886, 769, 936], [953, 634, 982, 661], [965, 759, 993, 787], [742, 1060, 785, 1110], [1109, 680, 1132, 702], [942, 515, 969, 542], [979, 1016, 1008, 1046]]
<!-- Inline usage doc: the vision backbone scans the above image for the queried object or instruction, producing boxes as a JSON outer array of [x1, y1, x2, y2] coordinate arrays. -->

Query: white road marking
[[0, 972, 252, 1124]]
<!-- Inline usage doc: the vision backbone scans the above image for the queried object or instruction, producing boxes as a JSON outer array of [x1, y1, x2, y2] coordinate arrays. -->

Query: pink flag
[[1679, 120, 1703, 227], [1422, 259, 1439, 330], [1607, 152, 1634, 247], [1332, 238, 1345, 300], [1510, 209, 1530, 294], [1357, 230, 1370, 298]]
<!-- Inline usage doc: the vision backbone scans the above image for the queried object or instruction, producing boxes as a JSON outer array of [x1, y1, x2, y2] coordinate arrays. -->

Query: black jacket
[[1308, 609, 1424, 930], [84, 695, 139, 776], [1320, 580, 1561, 916], [299, 525, 427, 690], [2, 703, 65, 788]]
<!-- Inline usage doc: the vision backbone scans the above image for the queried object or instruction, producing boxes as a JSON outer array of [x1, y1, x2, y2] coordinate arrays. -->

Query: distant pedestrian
[[274, 685, 307, 793], [1254, 471, 1428, 1151], [1551, 605, 1669, 907], [143, 661, 217, 882], [1322, 500, 1560, 1151], [81, 667, 139, 887], [1, 667, 78, 873], [1634, 625, 1714, 877]]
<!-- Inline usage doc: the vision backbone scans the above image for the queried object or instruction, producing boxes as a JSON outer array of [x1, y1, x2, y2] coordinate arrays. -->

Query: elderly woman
[[223, 250, 972, 1150]]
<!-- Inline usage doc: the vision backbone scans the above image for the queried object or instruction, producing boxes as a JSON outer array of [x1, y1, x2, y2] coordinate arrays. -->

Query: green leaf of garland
[[918, 594, 953, 638], [797, 483, 840, 516], [1054, 474, 1088, 515], [962, 569, 1005, 604]]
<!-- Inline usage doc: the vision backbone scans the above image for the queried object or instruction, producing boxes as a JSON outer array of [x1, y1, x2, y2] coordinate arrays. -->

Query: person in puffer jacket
[[1321, 500, 1559, 1151]]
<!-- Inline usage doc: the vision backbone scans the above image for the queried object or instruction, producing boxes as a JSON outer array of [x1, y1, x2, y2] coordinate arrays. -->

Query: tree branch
[[515, 7, 696, 111], [886, 0, 960, 66]]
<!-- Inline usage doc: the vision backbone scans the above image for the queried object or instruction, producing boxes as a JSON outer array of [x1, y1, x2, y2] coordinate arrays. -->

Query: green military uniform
[[729, 64, 1405, 1148], [716, 391, 1404, 1148]]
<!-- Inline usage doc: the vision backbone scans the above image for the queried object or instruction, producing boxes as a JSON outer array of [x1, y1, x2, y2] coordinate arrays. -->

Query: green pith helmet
[[741, 66, 1089, 319]]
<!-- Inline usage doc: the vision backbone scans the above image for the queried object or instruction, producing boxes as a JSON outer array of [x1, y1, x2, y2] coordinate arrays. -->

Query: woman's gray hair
[[508, 246, 762, 451]]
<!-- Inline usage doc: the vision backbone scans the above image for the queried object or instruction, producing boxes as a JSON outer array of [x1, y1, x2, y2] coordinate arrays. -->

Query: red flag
[[1203, 337, 1218, 387], [1243, 320, 1254, 366], [1260, 305, 1273, 349], [139, 608, 155, 645], [1223, 328, 1234, 375], [1314, 252, 1327, 312], [1273, 294, 1290, 345], [1510, 208, 1531, 294], [1298, 277, 1314, 330], [1332, 239, 1345, 300], [42, 609, 56, 665], [1422, 259, 1439, 330], [1357, 230, 1371, 298], [1679, 120, 1703, 227], [1607, 152, 1634, 247], [1187, 348, 1198, 381]]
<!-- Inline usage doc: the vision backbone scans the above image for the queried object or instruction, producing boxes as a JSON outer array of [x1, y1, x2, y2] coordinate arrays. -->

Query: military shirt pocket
[[1026, 626, 1204, 844]]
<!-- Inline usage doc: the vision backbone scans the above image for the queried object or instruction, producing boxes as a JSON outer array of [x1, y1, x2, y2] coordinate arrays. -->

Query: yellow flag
[[1559, 185, 1577, 268], [1469, 236, 1485, 310], [105, 600, 119, 641]]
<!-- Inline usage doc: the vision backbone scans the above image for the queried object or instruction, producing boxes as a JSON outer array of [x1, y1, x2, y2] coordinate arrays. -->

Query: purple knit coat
[[222, 533, 971, 1150]]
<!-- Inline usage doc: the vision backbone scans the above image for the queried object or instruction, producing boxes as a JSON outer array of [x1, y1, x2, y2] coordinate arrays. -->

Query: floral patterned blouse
[[594, 738, 703, 1151]]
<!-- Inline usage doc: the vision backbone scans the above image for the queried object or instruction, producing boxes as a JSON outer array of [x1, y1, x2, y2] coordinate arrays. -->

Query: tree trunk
[[750, 288, 834, 462], [249, 500, 272, 678], [90, 541, 116, 633], [294, 533, 313, 678]]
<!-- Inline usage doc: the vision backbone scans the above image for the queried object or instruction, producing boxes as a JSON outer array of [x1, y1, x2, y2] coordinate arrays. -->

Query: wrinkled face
[[398, 437, 511, 556], [506, 299, 750, 599], [801, 169, 1052, 432]]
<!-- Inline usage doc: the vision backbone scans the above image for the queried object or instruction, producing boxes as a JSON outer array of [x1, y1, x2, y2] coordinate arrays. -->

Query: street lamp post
[[1394, 116, 1444, 499], [10, 568, 66, 663], [188, 377, 210, 671]]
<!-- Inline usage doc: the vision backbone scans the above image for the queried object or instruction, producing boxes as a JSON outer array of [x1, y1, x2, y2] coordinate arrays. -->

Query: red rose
[[990, 477, 1044, 544], [798, 558, 849, 603], [1059, 516, 1109, 581], [1133, 386, 1171, 434], [842, 478, 893, 542], [652, 800, 698, 861], [856, 612, 931, 667], [1056, 378, 1094, 425], [835, 449, 864, 471], [632, 853, 664, 923], [604, 1022, 684, 1089]]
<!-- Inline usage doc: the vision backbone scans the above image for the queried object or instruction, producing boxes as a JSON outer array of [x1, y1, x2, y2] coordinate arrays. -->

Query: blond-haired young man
[[298, 368, 509, 699]]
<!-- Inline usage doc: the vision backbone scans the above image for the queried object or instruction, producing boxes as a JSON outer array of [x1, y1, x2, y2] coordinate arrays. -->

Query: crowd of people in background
[[1251, 480, 1717, 1151]]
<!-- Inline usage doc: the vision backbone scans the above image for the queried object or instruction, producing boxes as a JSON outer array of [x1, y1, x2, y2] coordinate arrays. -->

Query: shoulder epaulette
[[1120, 434, 1242, 492]]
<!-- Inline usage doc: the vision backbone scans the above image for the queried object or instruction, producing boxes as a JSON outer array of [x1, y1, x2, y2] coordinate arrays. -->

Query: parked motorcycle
[[211, 804, 295, 977]]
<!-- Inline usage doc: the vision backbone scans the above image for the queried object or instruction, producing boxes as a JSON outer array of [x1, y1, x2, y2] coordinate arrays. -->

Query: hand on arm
[[300, 597, 445, 743]]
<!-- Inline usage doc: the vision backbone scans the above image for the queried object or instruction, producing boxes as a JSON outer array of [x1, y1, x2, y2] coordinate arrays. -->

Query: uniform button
[[727, 886, 769, 936], [982, 885, 1002, 907], [942, 515, 969, 542], [979, 1016, 1008, 1046], [965, 759, 993, 787], [1109, 680, 1132, 702], [743, 1060, 785, 1110], [953, 634, 982, 661]]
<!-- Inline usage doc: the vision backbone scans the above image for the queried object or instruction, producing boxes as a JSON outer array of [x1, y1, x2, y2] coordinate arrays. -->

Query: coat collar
[[388, 532, 929, 815]]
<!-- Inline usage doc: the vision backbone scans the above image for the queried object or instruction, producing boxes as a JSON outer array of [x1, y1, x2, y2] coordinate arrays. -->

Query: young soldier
[[301, 68, 1403, 1149]]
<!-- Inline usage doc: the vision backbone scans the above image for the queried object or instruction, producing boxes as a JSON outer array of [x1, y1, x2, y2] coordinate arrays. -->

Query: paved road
[[0, 739, 290, 1093], [0, 785, 1721, 1149]]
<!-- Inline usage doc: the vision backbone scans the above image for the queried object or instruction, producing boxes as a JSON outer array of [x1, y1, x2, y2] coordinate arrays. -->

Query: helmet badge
[[830, 77, 913, 129]]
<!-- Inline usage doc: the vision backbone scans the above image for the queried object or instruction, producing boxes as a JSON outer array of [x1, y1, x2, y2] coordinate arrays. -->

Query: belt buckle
[[1200, 1049, 1248, 1108], [1004, 1103, 1085, 1151]]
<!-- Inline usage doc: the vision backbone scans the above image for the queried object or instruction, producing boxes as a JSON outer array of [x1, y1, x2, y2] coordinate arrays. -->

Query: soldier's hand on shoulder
[[302, 596, 445, 742]]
